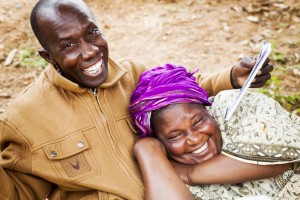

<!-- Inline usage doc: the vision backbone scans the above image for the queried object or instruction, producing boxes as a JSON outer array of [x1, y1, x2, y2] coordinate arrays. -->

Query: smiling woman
[[130, 64, 300, 199], [129, 64, 222, 165], [151, 103, 222, 165]]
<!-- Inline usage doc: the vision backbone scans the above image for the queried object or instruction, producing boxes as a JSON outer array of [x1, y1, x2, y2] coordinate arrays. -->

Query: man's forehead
[[35, 0, 97, 48], [37, 1, 96, 32], [39, 0, 92, 21]]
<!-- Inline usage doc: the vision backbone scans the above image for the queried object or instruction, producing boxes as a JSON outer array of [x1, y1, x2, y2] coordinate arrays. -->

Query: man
[[0, 0, 273, 199]]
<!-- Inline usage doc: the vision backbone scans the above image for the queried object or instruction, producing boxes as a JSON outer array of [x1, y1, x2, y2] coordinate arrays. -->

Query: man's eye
[[90, 29, 100, 35], [64, 42, 75, 50]]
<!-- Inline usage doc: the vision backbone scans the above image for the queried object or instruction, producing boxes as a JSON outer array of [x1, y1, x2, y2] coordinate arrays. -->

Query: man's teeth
[[192, 142, 208, 154], [83, 59, 103, 74]]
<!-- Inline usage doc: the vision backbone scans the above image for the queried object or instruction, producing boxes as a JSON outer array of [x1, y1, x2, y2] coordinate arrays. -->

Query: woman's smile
[[152, 103, 222, 165], [186, 138, 218, 164], [191, 142, 208, 154]]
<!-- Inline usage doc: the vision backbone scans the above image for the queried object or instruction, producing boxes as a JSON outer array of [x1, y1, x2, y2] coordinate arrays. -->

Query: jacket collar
[[43, 58, 127, 93]]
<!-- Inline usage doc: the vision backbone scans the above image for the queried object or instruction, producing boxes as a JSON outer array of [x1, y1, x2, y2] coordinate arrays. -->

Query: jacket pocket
[[114, 116, 139, 156], [42, 131, 99, 182]]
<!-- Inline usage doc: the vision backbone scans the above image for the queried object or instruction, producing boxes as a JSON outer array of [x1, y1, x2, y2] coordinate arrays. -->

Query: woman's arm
[[172, 154, 292, 185], [134, 137, 194, 200]]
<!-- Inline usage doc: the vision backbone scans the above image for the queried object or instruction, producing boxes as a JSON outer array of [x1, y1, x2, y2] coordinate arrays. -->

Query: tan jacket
[[0, 58, 232, 200]]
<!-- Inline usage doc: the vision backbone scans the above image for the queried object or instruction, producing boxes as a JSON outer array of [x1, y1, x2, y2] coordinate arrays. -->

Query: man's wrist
[[230, 66, 239, 89]]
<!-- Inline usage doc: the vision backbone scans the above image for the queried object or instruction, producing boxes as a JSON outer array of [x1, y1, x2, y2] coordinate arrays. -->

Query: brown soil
[[0, 0, 299, 113]]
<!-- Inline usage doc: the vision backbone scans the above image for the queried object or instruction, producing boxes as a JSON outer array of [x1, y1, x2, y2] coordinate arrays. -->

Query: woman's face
[[152, 103, 222, 165]]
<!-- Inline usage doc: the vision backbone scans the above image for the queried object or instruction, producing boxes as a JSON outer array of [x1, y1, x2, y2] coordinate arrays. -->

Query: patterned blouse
[[189, 90, 300, 200]]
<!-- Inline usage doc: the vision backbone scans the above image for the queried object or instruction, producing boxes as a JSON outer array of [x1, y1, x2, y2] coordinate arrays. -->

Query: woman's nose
[[186, 131, 201, 146]]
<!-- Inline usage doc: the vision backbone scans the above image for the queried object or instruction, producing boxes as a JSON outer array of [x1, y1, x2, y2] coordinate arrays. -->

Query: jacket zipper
[[92, 88, 115, 143], [92, 89, 142, 195]]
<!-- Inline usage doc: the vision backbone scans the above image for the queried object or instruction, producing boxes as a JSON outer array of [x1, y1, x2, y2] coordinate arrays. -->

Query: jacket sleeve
[[195, 67, 233, 96], [120, 58, 150, 87], [0, 120, 52, 200]]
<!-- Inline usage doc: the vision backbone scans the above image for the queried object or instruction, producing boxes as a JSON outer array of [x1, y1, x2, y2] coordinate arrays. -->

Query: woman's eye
[[195, 117, 204, 125], [168, 133, 183, 141]]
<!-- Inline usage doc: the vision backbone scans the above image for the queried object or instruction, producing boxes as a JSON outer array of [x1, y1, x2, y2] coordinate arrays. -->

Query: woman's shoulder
[[208, 89, 300, 165]]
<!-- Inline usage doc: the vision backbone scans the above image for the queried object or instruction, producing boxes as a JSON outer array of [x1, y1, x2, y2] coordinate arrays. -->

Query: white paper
[[225, 41, 272, 121]]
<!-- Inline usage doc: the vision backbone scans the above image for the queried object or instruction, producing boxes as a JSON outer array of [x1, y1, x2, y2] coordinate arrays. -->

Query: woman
[[129, 64, 300, 200]]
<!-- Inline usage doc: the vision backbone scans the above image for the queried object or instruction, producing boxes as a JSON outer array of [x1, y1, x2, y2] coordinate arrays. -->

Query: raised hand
[[231, 56, 274, 88]]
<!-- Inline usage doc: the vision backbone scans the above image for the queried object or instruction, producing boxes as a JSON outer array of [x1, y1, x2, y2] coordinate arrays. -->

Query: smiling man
[[33, 0, 109, 88], [0, 0, 274, 199]]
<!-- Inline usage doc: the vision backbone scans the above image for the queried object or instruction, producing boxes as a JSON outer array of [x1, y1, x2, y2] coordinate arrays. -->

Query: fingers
[[258, 63, 274, 75], [242, 56, 271, 70], [250, 59, 273, 88], [250, 81, 267, 88], [262, 57, 270, 67], [234, 56, 274, 88], [251, 73, 272, 88], [240, 57, 256, 69]]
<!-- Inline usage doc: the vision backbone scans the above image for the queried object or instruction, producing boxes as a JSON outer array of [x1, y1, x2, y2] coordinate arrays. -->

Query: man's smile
[[82, 53, 104, 76]]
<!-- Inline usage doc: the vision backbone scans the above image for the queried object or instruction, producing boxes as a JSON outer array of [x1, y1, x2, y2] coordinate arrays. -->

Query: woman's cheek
[[202, 119, 218, 135], [166, 140, 186, 157]]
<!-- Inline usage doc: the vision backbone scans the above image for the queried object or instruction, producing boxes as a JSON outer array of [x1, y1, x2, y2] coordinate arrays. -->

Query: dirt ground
[[0, 0, 299, 113]]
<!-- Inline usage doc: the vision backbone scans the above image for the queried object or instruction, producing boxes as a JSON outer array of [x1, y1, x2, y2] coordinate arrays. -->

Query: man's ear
[[38, 48, 55, 64]]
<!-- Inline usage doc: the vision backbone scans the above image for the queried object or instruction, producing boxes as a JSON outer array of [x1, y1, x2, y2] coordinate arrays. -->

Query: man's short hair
[[30, 0, 57, 49]]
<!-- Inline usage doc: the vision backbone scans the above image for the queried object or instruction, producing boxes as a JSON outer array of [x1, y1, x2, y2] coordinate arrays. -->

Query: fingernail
[[257, 71, 262, 75]]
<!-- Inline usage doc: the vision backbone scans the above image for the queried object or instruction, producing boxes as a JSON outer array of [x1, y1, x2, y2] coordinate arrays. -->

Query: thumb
[[240, 57, 256, 69]]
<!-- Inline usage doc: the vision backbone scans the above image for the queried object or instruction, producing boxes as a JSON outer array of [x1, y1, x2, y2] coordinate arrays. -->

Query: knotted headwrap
[[129, 64, 212, 137]]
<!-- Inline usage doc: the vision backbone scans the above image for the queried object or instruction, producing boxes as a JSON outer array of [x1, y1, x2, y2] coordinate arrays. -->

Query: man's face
[[152, 103, 222, 165], [38, 2, 109, 88]]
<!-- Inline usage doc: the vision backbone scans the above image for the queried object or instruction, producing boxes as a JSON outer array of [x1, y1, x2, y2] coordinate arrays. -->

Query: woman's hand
[[231, 56, 274, 88], [134, 137, 194, 200], [170, 161, 192, 185], [133, 137, 166, 160]]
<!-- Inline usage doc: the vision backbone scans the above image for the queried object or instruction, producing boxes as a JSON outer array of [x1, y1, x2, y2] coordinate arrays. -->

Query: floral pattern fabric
[[189, 90, 300, 199]]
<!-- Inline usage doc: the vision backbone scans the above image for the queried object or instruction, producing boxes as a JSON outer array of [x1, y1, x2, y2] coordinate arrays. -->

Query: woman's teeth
[[83, 59, 103, 75], [192, 142, 208, 154]]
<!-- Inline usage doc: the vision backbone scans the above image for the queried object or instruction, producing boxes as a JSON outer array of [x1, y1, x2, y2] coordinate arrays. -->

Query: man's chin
[[80, 76, 107, 89]]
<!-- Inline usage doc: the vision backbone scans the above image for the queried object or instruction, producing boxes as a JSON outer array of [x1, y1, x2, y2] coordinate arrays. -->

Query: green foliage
[[269, 42, 288, 64], [259, 41, 300, 116], [20, 49, 48, 69], [258, 64, 300, 116], [271, 51, 287, 63], [287, 40, 299, 48]]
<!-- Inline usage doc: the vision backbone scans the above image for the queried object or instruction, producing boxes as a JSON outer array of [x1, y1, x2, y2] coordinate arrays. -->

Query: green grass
[[20, 49, 48, 69], [258, 63, 300, 116]]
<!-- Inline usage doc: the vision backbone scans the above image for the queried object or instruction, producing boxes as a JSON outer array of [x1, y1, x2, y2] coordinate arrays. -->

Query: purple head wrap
[[129, 64, 212, 138]]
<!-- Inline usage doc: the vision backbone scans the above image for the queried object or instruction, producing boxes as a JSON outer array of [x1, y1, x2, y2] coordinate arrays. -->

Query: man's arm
[[195, 56, 273, 96], [0, 121, 52, 200], [0, 167, 52, 200], [172, 154, 292, 185], [134, 138, 194, 200]]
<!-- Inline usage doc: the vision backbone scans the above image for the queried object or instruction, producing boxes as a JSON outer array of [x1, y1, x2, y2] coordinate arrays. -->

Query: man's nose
[[81, 42, 98, 60]]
